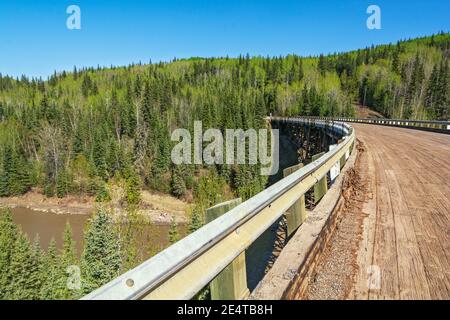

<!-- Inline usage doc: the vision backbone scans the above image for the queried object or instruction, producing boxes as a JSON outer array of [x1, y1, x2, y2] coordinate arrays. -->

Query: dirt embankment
[[355, 104, 385, 119], [0, 190, 93, 215], [302, 140, 370, 300], [0, 188, 189, 224]]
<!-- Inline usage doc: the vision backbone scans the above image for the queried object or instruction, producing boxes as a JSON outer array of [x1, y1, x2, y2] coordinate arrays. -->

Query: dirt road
[[304, 123, 450, 300]]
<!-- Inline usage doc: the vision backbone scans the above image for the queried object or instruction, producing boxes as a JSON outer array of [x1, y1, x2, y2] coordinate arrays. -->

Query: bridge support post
[[337, 139, 346, 169], [205, 198, 250, 300], [283, 163, 307, 236], [312, 152, 328, 204]]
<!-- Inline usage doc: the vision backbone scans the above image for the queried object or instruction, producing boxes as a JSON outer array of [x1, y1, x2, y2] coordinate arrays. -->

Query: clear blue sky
[[1, 0, 449, 79]]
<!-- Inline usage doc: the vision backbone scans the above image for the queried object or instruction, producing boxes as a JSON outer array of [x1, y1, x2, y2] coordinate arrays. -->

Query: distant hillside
[[0, 33, 448, 205]]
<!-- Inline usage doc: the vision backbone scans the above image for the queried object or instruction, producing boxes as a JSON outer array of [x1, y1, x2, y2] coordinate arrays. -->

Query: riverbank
[[0, 189, 189, 224]]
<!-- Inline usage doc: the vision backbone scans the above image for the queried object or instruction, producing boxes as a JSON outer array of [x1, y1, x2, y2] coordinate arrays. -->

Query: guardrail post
[[283, 163, 307, 236], [312, 152, 328, 204], [205, 198, 250, 300], [337, 139, 347, 169]]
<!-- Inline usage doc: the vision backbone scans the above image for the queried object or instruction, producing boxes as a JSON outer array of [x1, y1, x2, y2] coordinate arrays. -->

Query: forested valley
[[0, 33, 448, 299]]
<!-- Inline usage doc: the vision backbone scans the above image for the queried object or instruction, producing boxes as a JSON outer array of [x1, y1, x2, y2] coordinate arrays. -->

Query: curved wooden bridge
[[262, 120, 450, 300], [83, 117, 450, 300]]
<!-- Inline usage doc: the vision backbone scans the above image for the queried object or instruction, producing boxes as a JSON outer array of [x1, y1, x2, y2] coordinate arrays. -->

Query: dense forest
[[0, 33, 448, 203], [0, 33, 449, 299]]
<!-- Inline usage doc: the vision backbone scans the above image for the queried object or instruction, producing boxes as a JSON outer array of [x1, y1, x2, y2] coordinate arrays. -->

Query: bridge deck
[[306, 124, 450, 299], [352, 124, 450, 299]]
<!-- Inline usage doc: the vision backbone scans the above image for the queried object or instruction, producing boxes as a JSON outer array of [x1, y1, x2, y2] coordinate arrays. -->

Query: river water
[[8, 133, 299, 291], [10, 207, 185, 257]]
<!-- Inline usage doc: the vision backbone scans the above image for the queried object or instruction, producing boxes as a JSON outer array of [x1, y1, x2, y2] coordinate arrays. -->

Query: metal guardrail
[[82, 117, 355, 300], [315, 116, 450, 133]]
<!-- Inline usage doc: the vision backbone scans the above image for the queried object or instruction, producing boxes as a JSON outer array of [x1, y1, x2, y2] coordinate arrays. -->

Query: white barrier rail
[[82, 118, 355, 300], [321, 117, 450, 133]]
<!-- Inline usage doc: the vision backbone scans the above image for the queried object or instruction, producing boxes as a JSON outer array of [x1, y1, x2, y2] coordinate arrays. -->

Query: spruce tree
[[81, 209, 121, 294], [301, 84, 310, 115], [171, 165, 187, 198], [298, 58, 304, 81], [39, 239, 61, 300], [73, 66, 78, 80], [0, 146, 13, 197], [29, 235, 44, 299], [72, 125, 84, 156], [81, 74, 91, 98], [188, 208, 203, 234], [141, 81, 154, 125], [9, 232, 36, 299], [318, 54, 327, 76], [1, 147, 31, 196], [435, 60, 449, 119], [57, 223, 80, 299], [392, 48, 400, 73], [124, 167, 141, 208], [168, 216, 180, 244], [20, 158, 31, 193], [0, 169, 9, 197], [425, 64, 439, 115], [61, 223, 77, 268], [56, 170, 70, 198], [0, 209, 18, 298], [92, 129, 108, 180]]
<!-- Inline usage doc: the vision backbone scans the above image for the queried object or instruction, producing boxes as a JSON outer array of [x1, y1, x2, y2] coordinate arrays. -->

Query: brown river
[[10, 207, 185, 256], [9, 206, 279, 290], [7, 133, 299, 290]]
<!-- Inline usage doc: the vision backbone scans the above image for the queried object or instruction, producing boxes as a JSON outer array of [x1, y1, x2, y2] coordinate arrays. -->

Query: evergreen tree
[[15, 154, 31, 195], [152, 124, 171, 175], [297, 57, 304, 81], [0, 146, 31, 196], [124, 167, 141, 208], [40, 239, 61, 300], [81, 209, 121, 294], [168, 216, 180, 244], [171, 165, 187, 198], [392, 48, 400, 73], [435, 60, 449, 119], [425, 63, 439, 115], [57, 223, 80, 299], [81, 74, 92, 97], [301, 84, 310, 115], [188, 208, 203, 234], [0, 148, 11, 197], [72, 125, 84, 156], [44, 179, 55, 198], [0, 209, 18, 298], [8, 232, 36, 299], [318, 54, 327, 75], [118, 208, 140, 273], [73, 66, 78, 80], [92, 129, 108, 180], [56, 170, 70, 198], [60, 224, 77, 266], [29, 235, 44, 299], [405, 54, 425, 117], [141, 81, 154, 125]]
